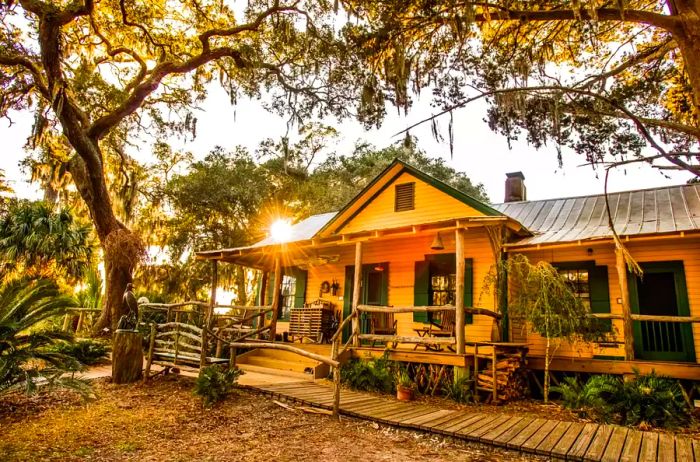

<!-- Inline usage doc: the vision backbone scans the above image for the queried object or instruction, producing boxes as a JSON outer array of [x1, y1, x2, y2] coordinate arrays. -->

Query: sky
[[0, 83, 693, 205]]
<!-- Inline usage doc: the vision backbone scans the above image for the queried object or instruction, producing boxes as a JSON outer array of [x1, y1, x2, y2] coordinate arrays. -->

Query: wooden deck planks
[[638, 432, 659, 462], [601, 427, 628, 462], [248, 380, 697, 462], [584, 425, 614, 461], [619, 429, 643, 462], [534, 420, 571, 456], [550, 422, 585, 459], [480, 416, 523, 443], [521, 419, 559, 453], [506, 418, 548, 450], [567, 423, 600, 461], [657, 433, 675, 461], [492, 417, 535, 447], [674, 436, 693, 462]]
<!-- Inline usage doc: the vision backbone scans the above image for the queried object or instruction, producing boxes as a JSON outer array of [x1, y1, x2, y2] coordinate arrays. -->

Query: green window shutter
[[413, 260, 430, 323], [589, 265, 611, 330], [464, 258, 474, 324], [254, 272, 263, 306], [342, 266, 354, 342], [293, 267, 307, 308]]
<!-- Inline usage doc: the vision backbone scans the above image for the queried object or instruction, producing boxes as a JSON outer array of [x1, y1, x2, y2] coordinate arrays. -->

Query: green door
[[629, 261, 695, 362], [342, 263, 389, 343]]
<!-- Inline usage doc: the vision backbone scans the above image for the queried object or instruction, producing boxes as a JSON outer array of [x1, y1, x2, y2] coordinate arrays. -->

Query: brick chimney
[[505, 172, 526, 202]]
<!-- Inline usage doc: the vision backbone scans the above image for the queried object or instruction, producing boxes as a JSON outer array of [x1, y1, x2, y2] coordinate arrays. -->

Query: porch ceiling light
[[270, 218, 293, 243], [430, 232, 445, 250]]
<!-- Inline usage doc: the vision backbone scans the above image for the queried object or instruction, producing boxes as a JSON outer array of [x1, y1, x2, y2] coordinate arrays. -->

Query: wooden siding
[[340, 172, 486, 234], [516, 237, 700, 363], [299, 230, 498, 343]]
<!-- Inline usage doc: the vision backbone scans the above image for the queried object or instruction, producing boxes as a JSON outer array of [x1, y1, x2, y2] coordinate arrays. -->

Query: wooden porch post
[[455, 228, 466, 355], [258, 271, 268, 338], [201, 259, 218, 368], [352, 241, 362, 347], [269, 253, 282, 342], [615, 246, 635, 361]]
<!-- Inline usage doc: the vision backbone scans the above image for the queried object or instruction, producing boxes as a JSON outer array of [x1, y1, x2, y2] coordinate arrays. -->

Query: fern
[[443, 374, 473, 404], [193, 365, 242, 407], [617, 370, 690, 428], [340, 353, 396, 394]]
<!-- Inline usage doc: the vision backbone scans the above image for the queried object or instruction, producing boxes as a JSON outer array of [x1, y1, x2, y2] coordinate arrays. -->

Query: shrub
[[193, 365, 242, 407], [552, 371, 690, 428], [443, 374, 473, 404], [340, 354, 396, 394], [617, 371, 690, 428], [0, 278, 89, 396], [51, 339, 109, 366]]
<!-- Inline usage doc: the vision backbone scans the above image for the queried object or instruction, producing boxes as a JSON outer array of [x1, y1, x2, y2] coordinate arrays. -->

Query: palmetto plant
[[0, 200, 94, 284], [0, 278, 88, 395]]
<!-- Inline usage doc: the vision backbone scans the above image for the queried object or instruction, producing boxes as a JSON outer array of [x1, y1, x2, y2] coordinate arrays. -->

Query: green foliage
[[74, 268, 103, 309], [193, 365, 243, 408], [0, 278, 89, 396], [50, 340, 109, 366], [340, 354, 396, 394], [0, 201, 95, 285], [617, 371, 691, 428], [395, 368, 414, 390], [443, 374, 473, 404], [553, 372, 691, 428]]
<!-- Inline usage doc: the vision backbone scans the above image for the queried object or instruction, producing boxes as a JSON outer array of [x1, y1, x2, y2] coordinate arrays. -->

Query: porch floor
[[245, 379, 700, 462]]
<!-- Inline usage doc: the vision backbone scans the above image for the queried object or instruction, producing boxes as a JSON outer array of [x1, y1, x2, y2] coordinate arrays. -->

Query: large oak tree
[[0, 0, 366, 329], [344, 0, 700, 175]]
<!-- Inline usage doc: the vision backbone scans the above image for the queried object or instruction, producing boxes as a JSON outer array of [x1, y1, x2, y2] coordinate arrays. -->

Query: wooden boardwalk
[[244, 380, 700, 461]]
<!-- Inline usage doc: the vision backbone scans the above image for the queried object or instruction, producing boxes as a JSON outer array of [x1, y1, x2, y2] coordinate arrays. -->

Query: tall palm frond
[[0, 278, 88, 395], [0, 201, 95, 284]]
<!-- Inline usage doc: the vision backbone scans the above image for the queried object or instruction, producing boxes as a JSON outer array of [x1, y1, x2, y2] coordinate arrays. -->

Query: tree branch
[[396, 85, 700, 177], [88, 47, 247, 140], [0, 54, 49, 97]]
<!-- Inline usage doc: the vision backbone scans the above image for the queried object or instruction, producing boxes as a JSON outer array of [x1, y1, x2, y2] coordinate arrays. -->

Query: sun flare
[[270, 218, 293, 243]]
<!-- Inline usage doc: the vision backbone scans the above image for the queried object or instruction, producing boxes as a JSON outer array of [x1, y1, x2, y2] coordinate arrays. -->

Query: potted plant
[[395, 370, 415, 401]]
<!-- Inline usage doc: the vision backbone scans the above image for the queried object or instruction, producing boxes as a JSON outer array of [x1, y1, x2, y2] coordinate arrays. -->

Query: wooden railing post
[[615, 246, 635, 361], [201, 260, 218, 369], [269, 254, 282, 342], [258, 272, 268, 338], [143, 323, 156, 383], [352, 241, 362, 347], [455, 228, 466, 355]]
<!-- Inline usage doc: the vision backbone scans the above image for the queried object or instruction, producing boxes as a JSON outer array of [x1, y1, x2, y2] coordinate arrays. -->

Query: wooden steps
[[236, 343, 333, 379], [243, 380, 700, 462]]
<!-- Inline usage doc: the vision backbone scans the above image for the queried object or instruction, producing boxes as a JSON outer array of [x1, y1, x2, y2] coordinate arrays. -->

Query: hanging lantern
[[430, 232, 445, 250]]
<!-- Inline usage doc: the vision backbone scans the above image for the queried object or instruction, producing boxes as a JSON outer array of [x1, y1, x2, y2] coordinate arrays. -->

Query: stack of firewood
[[476, 356, 529, 402]]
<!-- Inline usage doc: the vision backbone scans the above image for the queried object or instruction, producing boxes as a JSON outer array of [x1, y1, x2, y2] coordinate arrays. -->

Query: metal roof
[[492, 184, 700, 246], [252, 212, 336, 248]]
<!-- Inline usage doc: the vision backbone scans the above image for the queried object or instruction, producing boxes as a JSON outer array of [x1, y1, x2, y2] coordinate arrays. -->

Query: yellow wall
[[516, 236, 700, 363], [299, 229, 498, 342], [340, 172, 486, 234]]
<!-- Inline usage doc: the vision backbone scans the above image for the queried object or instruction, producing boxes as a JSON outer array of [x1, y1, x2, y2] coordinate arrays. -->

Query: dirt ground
[[0, 376, 545, 462]]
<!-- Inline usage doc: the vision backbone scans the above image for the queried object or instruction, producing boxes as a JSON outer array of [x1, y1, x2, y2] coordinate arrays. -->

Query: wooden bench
[[143, 322, 230, 380]]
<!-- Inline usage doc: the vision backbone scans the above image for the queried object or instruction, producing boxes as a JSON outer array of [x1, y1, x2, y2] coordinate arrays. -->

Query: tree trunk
[[674, 3, 700, 124], [112, 330, 143, 384], [68, 156, 139, 333], [544, 335, 550, 404]]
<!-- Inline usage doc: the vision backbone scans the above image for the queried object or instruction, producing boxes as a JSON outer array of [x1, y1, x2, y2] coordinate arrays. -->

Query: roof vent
[[395, 182, 415, 212], [505, 172, 526, 202]]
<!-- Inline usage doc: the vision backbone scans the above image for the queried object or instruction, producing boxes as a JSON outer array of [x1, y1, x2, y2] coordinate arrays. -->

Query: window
[[280, 274, 296, 319], [431, 274, 456, 306], [394, 182, 415, 211], [559, 268, 591, 310]]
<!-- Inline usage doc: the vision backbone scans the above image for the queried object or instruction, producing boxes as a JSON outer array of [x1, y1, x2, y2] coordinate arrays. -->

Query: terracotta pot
[[396, 385, 415, 401]]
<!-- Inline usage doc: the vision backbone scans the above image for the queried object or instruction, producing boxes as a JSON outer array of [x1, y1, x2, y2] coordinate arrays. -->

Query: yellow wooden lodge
[[194, 159, 700, 383]]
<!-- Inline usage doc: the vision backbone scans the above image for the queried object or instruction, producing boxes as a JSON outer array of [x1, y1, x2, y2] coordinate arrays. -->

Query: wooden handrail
[[357, 334, 456, 345], [140, 301, 208, 309], [226, 342, 340, 368], [591, 313, 700, 323], [356, 304, 502, 319]]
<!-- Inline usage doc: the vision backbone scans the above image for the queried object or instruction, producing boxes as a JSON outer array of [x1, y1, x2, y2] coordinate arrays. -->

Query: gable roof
[[317, 158, 504, 236], [493, 183, 700, 246]]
